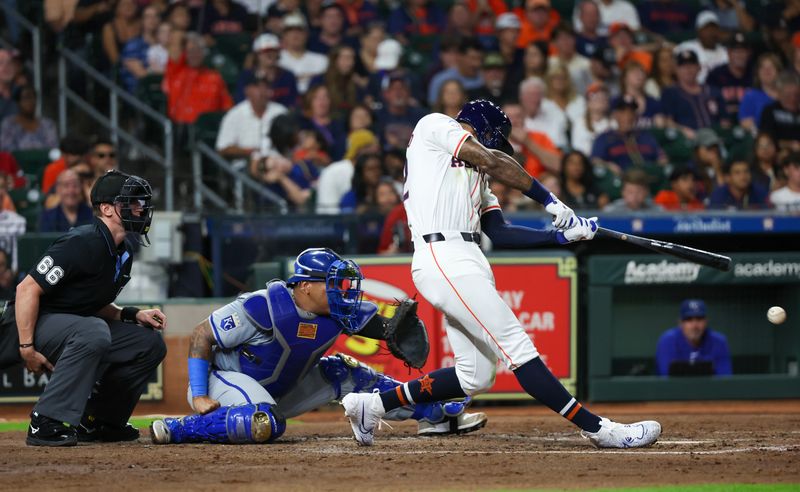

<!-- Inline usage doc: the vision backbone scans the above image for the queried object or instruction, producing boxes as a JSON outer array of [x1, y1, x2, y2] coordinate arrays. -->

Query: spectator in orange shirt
[[608, 22, 652, 74], [41, 134, 90, 194], [502, 102, 561, 179], [163, 32, 233, 125], [516, 0, 560, 49], [654, 167, 705, 211]]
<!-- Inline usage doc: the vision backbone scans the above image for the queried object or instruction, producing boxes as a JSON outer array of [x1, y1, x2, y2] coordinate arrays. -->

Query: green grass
[[491, 485, 800, 492]]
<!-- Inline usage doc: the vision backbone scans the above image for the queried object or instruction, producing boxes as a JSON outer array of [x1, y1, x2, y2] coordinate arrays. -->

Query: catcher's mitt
[[384, 299, 429, 369]]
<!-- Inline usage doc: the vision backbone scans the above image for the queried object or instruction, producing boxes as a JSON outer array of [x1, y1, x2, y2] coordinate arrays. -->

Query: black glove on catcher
[[384, 299, 430, 369]]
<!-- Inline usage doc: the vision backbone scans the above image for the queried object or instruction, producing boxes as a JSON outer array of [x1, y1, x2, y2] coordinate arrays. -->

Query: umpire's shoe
[[77, 416, 140, 443], [26, 411, 78, 447]]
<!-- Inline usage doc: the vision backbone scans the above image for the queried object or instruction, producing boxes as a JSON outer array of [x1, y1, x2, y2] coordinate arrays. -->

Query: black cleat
[[26, 412, 77, 447], [77, 418, 140, 442]]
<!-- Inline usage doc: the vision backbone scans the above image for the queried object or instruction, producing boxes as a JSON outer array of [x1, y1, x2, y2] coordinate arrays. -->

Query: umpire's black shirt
[[29, 218, 133, 316]]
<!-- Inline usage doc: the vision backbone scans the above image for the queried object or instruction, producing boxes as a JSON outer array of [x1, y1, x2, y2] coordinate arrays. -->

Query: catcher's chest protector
[[238, 282, 342, 398]]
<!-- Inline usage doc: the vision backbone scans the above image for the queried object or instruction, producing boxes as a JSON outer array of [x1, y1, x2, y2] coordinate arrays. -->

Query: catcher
[[150, 248, 486, 444]]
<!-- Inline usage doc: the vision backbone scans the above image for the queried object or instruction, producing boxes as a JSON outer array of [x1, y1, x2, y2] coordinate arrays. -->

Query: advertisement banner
[[325, 255, 577, 396]]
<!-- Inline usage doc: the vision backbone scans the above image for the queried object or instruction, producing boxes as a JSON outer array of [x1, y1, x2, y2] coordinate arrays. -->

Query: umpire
[[5, 170, 167, 446]]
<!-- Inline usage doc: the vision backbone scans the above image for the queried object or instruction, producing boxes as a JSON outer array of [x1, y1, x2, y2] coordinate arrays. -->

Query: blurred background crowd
[[0, 0, 798, 284]]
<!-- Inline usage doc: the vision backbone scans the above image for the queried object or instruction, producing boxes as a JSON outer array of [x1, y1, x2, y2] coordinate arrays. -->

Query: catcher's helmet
[[91, 170, 154, 244], [286, 248, 365, 333], [455, 99, 514, 156]]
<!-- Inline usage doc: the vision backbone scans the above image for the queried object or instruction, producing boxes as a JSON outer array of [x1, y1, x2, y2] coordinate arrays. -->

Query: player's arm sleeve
[[426, 114, 472, 159], [28, 235, 89, 294], [480, 209, 560, 248], [207, 297, 258, 349]]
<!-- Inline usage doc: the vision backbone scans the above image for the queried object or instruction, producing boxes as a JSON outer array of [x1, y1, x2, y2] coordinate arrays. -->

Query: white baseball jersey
[[403, 113, 500, 239]]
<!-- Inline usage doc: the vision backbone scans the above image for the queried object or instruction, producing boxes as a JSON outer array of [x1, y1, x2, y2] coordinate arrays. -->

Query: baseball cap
[[726, 31, 749, 49], [694, 128, 721, 148], [695, 10, 719, 30], [375, 39, 403, 70], [495, 12, 521, 30], [680, 299, 707, 320], [252, 33, 279, 52], [483, 52, 505, 69], [612, 95, 638, 111], [282, 12, 308, 31], [91, 170, 131, 205], [675, 49, 700, 66]]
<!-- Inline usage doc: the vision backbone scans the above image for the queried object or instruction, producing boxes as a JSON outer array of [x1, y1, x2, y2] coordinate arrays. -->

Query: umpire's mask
[[91, 170, 154, 246]]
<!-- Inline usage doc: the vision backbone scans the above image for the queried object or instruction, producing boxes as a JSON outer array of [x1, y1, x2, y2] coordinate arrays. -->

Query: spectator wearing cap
[[198, 0, 248, 39], [708, 159, 769, 209], [387, 0, 447, 45], [574, 0, 608, 59], [503, 102, 561, 178], [494, 12, 523, 68], [637, 0, 697, 35], [770, 152, 800, 212], [39, 170, 94, 233], [675, 11, 728, 83], [656, 299, 732, 377], [591, 95, 667, 173], [217, 77, 288, 175], [119, 5, 162, 94], [571, 82, 613, 156], [308, 1, 358, 56], [654, 167, 705, 210], [375, 71, 427, 151], [690, 128, 726, 196], [164, 32, 233, 125], [706, 32, 753, 122], [41, 135, 90, 195], [603, 168, 662, 212], [759, 71, 800, 153], [608, 22, 653, 74], [468, 52, 512, 104], [700, 0, 755, 32], [365, 38, 403, 99], [0, 85, 58, 152], [738, 53, 782, 133], [265, 1, 302, 35], [613, 62, 664, 130], [573, 0, 641, 35], [516, 0, 560, 48], [549, 24, 593, 96], [279, 13, 329, 94], [519, 76, 568, 150], [661, 50, 728, 137], [428, 37, 485, 106], [315, 129, 380, 214], [235, 33, 299, 107]]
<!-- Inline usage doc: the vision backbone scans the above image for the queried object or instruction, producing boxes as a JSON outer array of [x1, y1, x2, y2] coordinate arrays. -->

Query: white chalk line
[[290, 445, 796, 456]]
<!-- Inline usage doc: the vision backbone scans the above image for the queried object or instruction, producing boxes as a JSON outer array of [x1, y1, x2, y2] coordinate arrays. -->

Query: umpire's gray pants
[[33, 314, 166, 426]]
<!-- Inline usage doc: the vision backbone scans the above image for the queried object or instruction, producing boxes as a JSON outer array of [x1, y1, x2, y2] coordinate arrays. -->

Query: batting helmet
[[286, 248, 365, 333], [455, 99, 514, 156]]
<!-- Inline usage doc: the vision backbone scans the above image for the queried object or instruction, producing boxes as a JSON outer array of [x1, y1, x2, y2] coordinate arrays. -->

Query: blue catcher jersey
[[209, 280, 378, 398]]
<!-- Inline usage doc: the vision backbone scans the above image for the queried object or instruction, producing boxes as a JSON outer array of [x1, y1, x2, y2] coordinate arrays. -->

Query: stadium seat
[[136, 74, 166, 113], [713, 124, 754, 162], [650, 128, 694, 164], [206, 52, 240, 95], [213, 33, 253, 67], [11, 149, 51, 185], [593, 164, 622, 201]]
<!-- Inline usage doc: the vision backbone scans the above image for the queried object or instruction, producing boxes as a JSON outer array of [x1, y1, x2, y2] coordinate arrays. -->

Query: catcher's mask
[[286, 248, 364, 332], [91, 170, 154, 246], [455, 99, 514, 156]]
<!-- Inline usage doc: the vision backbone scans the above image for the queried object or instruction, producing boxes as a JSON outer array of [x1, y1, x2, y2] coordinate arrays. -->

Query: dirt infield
[[1, 401, 799, 491]]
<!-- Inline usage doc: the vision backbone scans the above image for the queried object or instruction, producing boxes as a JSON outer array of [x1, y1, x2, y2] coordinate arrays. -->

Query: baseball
[[767, 306, 786, 325]]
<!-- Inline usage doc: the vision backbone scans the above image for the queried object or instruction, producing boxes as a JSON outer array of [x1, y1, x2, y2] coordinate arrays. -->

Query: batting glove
[[544, 193, 577, 229], [556, 216, 598, 244]]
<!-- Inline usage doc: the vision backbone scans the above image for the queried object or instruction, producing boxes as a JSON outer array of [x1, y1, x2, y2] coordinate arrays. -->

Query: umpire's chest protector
[[238, 281, 342, 398]]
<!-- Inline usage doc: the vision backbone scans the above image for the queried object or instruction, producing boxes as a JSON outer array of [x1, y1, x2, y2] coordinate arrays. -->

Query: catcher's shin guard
[[162, 403, 286, 444], [319, 353, 401, 399]]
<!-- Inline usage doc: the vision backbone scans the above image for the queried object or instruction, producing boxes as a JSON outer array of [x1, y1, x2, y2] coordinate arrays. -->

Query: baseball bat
[[595, 227, 732, 271]]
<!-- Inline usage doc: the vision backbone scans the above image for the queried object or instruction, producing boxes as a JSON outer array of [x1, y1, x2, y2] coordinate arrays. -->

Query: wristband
[[121, 306, 140, 323], [19, 343, 34, 348], [522, 179, 551, 204], [188, 357, 210, 397]]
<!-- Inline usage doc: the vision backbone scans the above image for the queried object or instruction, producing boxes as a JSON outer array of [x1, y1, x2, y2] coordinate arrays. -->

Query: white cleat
[[149, 420, 171, 444], [581, 417, 662, 448], [417, 412, 488, 436], [341, 390, 386, 446]]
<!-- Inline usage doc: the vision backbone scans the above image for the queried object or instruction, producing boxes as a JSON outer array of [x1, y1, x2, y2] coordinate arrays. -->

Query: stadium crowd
[[0, 0, 798, 270]]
